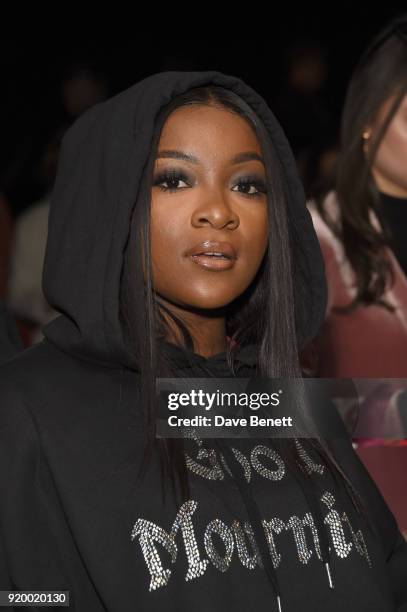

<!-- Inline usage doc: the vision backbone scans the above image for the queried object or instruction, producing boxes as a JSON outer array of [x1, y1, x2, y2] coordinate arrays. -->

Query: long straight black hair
[[313, 12, 407, 312], [119, 84, 371, 528]]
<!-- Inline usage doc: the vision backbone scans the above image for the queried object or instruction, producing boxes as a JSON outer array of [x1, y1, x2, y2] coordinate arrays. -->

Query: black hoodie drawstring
[[285, 460, 335, 589], [214, 438, 283, 612], [214, 438, 337, 611]]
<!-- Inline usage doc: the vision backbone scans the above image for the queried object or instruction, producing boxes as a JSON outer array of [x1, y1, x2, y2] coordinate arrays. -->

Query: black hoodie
[[0, 70, 406, 612], [0, 302, 22, 364]]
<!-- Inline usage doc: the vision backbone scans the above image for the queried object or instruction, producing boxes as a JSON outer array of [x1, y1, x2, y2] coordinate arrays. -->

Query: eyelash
[[153, 169, 267, 198]]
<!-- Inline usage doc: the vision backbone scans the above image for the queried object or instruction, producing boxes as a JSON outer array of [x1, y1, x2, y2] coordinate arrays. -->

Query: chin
[[180, 294, 237, 311]]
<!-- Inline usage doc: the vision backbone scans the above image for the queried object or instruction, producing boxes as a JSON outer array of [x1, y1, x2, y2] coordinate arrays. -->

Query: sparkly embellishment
[[218, 446, 252, 482], [263, 511, 322, 567], [130, 519, 177, 591], [341, 512, 372, 567], [130, 472, 374, 592], [303, 512, 323, 561], [219, 452, 234, 477], [204, 519, 234, 572], [231, 520, 262, 569], [131, 500, 209, 590], [321, 491, 353, 558], [251, 445, 285, 481], [183, 429, 224, 480], [262, 519, 284, 568], [295, 439, 325, 475], [286, 515, 314, 564], [231, 447, 252, 483], [172, 500, 210, 582]]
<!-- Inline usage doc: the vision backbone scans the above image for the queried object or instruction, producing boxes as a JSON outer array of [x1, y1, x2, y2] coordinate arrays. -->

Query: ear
[[362, 128, 372, 155]]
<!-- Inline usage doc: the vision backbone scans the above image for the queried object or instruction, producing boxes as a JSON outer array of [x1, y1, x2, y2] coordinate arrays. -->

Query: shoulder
[[307, 191, 342, 248], [330, 431, 392, 522], [0, 336, 112, 386], [306, 191, 355, 280], [0, 339, 96, 416], [330, 435, 407, 575], [0, 337, 127, 433], [307, 191, 347, 275], [0, 339, 63, 386]]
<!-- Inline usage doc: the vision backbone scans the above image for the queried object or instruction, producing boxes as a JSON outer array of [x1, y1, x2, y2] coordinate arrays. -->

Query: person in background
[[5, 126, 67, 345], [303, 13, 407, 536], [4, 63, 110, 347]]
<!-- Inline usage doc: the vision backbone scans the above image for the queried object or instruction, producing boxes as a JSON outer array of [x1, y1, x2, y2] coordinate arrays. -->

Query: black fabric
[[0, 301, 23, 363], [379, 191, 407, 277], [0, 71, 406, 611], [1, 339, 407, 610], [40, 70, 326, 369]]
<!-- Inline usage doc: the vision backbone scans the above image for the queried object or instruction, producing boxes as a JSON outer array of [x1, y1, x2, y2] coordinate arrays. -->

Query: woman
[[0, 71, 406, 611], [304, 15, 407, 535], [305, 15, 407, 378]]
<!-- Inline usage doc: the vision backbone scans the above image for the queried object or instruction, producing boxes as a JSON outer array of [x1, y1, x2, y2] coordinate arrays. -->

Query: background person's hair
[[313, 12, 407, 312], [119, 84, 371, 528]]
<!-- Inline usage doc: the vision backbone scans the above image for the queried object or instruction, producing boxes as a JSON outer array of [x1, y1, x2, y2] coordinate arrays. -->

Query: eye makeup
[[153, 167, 267, 198]]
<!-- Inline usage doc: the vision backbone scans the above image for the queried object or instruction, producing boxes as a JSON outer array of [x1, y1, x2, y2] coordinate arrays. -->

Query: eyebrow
[[156, 149, 264, 165]]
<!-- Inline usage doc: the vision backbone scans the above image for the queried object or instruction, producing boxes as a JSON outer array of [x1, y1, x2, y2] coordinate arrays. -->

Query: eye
[[153, 169, 191, 192], [232, 175, 267, 198]]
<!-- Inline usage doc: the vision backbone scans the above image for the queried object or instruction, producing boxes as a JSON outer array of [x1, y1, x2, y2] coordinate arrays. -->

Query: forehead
[[157, 104, 262, 155]]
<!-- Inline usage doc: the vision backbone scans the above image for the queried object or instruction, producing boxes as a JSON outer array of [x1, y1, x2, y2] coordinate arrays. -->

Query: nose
[[191, 186, 240, 230]]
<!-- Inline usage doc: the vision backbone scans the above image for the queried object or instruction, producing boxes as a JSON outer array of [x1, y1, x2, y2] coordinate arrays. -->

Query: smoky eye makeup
[[152, 166, 267, 198], [152, 167, 194, 192], [232, 173, 267, 197]]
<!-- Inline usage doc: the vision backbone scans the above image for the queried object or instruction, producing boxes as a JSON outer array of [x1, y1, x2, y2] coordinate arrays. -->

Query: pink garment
[[305, 191, 407, 532], [306, 191, 407, 378]]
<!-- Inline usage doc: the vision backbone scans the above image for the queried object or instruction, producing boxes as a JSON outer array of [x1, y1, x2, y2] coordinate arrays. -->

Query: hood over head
[[42, 70, 327, 370], [39, 72, 337, 609]]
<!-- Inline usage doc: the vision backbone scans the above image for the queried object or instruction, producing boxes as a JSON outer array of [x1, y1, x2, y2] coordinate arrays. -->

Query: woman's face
[[367, 91, 407, 197], [149, 104, 269, 314]]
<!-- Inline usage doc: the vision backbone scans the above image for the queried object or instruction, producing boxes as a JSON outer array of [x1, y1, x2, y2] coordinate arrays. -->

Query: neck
[[157, 299, 228, 358], [372, 169, 407, 198]]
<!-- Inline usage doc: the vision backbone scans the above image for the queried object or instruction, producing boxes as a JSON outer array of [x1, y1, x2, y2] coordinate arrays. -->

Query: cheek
[[240, 208, 269, 267], [149, 198, 269, 308], [374, 120, 407, 186], [150, 208, 186, 288]]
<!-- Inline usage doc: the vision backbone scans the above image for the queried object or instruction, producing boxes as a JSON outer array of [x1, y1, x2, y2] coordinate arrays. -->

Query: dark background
[[1, 12, 407, 536], [1, 8, 405, 217]]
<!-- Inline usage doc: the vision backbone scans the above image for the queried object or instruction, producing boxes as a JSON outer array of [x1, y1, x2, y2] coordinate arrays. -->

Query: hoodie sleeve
[[0, 369, 71, 595], [386, 530, 407, 612], [0, 529, 12, 590], [0, 302, 23, 364], [329, 431, 407, 610]]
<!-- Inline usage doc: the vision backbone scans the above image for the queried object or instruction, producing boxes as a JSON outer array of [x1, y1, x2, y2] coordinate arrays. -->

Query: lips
[[186, 240, 237, 260]]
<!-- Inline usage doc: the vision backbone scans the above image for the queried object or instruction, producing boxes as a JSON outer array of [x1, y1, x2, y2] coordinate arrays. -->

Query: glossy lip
[[189, 253, 236, 271], [185, 240, 237, 260]]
